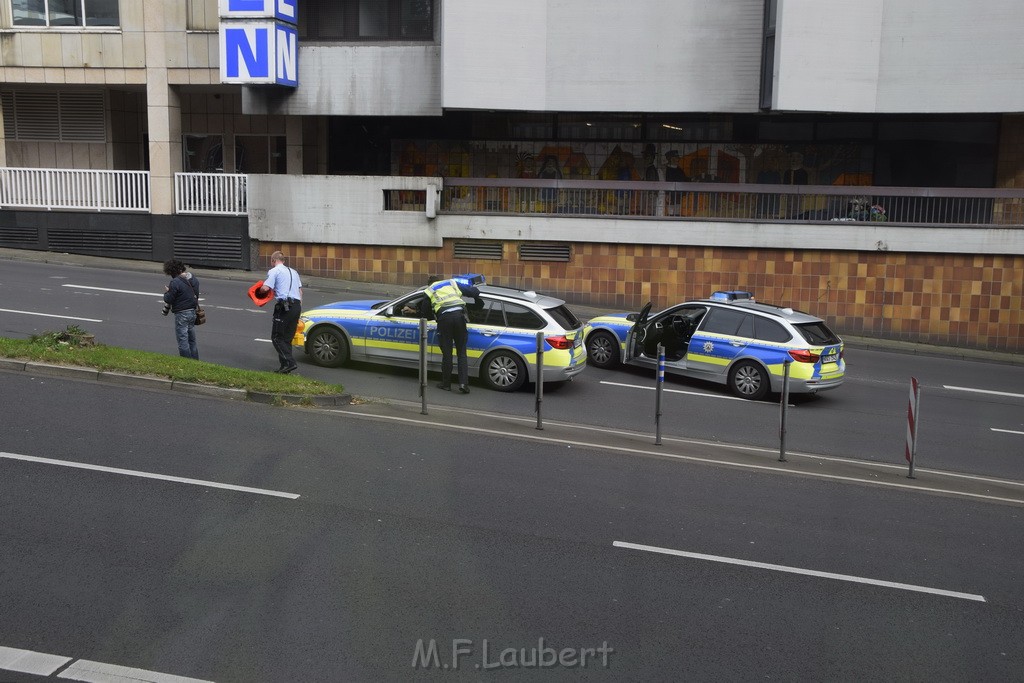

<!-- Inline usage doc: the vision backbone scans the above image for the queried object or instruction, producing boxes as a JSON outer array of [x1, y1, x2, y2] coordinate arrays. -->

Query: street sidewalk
[[2, 246, 1020, 366]]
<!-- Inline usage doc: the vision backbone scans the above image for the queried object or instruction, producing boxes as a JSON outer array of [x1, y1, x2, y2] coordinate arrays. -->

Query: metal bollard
[[655, 343, 664, 445], [419, 318, 428, 415], [779, 359, 790, 462], [906, 377, 921, 479], [535, 331, 544, 430]]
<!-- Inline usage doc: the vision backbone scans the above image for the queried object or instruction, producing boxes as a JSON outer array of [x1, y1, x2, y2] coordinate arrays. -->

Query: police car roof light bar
[[454, 273, 485, 286], [709, 290, 755, 302]]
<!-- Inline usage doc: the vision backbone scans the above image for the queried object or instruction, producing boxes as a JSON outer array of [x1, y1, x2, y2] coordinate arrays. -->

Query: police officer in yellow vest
[[424, 275, 480, 393]]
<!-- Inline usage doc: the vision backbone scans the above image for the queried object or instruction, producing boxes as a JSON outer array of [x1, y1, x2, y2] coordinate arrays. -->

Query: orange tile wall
[[260, 242, 1024, 353]]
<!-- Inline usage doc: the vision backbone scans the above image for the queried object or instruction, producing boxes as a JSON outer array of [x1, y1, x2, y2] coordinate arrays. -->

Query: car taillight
[[788, 349, 820, 363], [545, 335, 572, 350]]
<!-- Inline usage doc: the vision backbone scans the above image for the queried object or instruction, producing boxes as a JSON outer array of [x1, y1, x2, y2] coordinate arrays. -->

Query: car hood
[[587, 312, 634, 324]]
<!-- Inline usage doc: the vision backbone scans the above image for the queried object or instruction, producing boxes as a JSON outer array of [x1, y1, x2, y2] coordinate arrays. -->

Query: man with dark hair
[[162, 258, 200, 359], [423, 275, 480, 393]]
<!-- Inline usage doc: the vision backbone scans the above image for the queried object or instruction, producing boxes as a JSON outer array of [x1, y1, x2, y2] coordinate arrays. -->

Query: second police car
[[294, 275, 587, 391], [583, 291, 845, 400]]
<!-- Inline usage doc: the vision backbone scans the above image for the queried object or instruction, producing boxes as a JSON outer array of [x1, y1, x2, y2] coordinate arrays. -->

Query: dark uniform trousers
[[272, 299, 302, 368], [436, 307, 469, 386]]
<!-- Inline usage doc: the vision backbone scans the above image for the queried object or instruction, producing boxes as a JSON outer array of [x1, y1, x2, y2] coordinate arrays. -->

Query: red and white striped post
[[905, 377, 921, 479]]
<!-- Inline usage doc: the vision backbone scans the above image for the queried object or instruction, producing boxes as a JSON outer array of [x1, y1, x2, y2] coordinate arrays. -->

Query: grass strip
[[0, 326, 344, 396]]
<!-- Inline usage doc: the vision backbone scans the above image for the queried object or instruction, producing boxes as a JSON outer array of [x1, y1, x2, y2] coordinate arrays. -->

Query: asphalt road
[[2, 372, 1023, 681], [1, 256, 1023, 479]]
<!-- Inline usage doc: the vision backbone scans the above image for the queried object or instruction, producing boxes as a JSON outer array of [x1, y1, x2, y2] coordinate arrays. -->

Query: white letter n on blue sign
[[225, 27, 269, 79]]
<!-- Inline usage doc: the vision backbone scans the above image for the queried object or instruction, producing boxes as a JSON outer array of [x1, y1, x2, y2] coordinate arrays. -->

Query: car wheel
[[728, 360, 769, 400], [306, 326, 349, 368], [586, 330, 620, 369], [482, 350, 527, 392]]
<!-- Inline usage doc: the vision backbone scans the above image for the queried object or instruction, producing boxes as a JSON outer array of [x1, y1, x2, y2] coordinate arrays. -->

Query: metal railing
[[174, 172, 248, 215], [0, 167, 150, 212], [441, 178, 1024, 226]]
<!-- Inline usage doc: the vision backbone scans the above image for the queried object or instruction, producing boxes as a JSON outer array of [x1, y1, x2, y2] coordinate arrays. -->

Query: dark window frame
[[299, 0, 434, 41], [11, 0, 119, 28]]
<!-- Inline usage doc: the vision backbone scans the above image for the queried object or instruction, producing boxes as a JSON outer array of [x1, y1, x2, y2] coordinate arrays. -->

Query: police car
[[295, 275, 587, 391], [583, 291, 845, 400]]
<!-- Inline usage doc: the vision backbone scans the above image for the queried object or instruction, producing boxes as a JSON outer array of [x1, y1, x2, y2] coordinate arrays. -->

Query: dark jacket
[[163, 274, 200, 313]]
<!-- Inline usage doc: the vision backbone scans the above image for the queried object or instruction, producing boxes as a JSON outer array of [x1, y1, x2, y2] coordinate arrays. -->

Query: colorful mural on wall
[[393, 140, 875, 186]]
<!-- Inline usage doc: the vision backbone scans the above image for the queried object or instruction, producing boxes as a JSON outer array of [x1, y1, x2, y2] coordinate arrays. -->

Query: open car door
[[624, 302, 653, 363]]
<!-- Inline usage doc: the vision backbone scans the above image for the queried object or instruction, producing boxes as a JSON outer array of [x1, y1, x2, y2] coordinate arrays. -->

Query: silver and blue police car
[[295, 276, 587, 391], [583, 291, 845, 400]]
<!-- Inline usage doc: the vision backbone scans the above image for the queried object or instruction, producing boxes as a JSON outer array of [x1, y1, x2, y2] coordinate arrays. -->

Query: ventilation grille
[[0, 226, 40, 245], [453, 242, 503, 260], [174, 234, 244, 262], [0, 90, 106, 142], [48, 230, 151, 255], [519, 244, 571, 262]]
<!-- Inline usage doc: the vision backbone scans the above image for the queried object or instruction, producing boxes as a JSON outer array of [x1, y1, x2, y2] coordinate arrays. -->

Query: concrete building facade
[[1, 0, 1022, 350]]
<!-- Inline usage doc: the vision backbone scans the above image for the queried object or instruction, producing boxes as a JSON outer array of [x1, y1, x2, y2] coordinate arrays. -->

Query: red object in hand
[[248, 280, 274, 307]]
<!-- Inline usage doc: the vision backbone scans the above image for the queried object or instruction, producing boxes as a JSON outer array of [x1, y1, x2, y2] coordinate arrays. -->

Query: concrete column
[[142, 1, 184, 215]]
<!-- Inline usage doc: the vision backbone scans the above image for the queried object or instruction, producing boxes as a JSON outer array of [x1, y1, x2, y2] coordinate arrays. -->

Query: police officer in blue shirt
[[423, 275, 480, 393], [258, 251, 303, 373]]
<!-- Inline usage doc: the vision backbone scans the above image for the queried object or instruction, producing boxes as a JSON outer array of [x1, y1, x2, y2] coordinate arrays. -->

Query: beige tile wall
[[259, 241, 1024, 353]]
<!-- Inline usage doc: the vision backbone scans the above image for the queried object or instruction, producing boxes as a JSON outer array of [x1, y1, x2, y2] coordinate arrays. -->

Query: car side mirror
[[383, 306, 395, 317], [626, 313, 638, 322]]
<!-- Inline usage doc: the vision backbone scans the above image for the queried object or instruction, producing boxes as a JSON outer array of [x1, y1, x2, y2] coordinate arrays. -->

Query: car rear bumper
[[791, 376, 845, 393], [537, 359, 587, 382]]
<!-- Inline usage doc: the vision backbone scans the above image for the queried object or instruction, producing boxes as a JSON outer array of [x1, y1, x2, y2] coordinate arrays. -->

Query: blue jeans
[[174, 309, 199, 359]]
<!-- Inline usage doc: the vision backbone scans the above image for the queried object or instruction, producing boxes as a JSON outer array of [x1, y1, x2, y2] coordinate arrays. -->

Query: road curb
[[248, 390, 353, 406], [3, 360, 349, 407], [25, 362, 99, 380]]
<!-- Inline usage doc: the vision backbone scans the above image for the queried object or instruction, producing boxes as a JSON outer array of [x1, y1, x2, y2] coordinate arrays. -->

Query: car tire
[[728, 360, 770, 400], [306, 326, 349, 368], [586, 330, 620, 369], [482, 350, 527, 392]]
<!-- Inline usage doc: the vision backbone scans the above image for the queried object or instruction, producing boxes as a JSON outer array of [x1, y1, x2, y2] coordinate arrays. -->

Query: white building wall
[[442, 0, 764, 112], [243, 45, 442, 116], [773, 0, 1024, 113], [247, 176, 1024, 255]]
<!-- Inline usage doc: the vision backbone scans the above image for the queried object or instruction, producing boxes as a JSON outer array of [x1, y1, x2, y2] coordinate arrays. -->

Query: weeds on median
[[0, 325, 345, 396]]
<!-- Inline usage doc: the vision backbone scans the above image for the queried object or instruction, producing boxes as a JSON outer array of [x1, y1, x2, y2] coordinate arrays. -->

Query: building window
[[299, 0, 433, 41], [236, 135, 287, 174], [11, 0, 119, 27], [759, 0, 777, 110]]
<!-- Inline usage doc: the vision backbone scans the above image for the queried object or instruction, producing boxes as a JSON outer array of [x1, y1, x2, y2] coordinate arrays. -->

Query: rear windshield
[[545, 304, 582, 331], [794, 322, 840, 345]]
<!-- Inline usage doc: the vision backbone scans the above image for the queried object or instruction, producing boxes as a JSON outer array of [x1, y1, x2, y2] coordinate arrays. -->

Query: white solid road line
[[992, 427, 1024, 436], [945, 385, 1024, 400], [0, 308, 102, 323], [600, 380, 745, 402], [0, 646, 213, 682], [331, 408, 1024, 505], [58, 659, 214, 682], [613, 541, 986, 603], [64, 282, 163, 296], [0, 451, 299, 500], [0, 645, 72, 676], [63, 283, 203, 302], [599, 380, 795, 406]]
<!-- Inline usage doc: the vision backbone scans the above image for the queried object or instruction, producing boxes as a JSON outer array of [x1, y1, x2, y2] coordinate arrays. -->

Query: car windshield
[[794, 321, 840, 345], [546, 304, 582, 330]]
